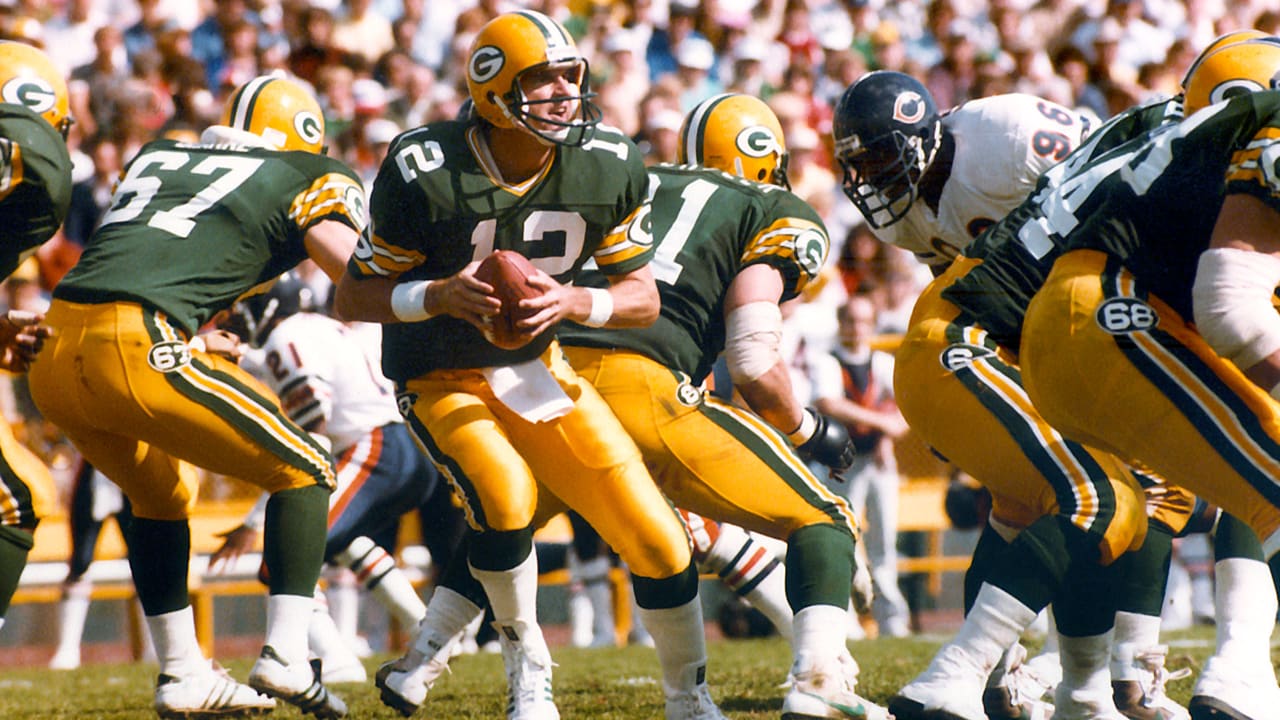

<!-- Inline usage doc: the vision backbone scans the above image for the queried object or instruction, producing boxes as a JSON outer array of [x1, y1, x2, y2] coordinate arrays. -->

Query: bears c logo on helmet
[[735, 125, 781, 159], [470, 46, 505, 84], [892, 91, 927, 124], [2, 77, 57, 117], [294, 110, 323, 149]]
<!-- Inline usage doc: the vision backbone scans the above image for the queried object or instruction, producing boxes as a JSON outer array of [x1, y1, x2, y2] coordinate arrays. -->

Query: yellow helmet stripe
[[227, 75, 274, 132], [681, 93, 731, 166]]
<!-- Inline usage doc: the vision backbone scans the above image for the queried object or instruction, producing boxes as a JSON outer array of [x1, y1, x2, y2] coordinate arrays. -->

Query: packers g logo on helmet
[[1183, 36, 1280, 115], [221, 75, 326, 153], [469, 46, 505, 84], [465, 10, 600, 146], [735, 125, 782, 159], [0, 41, 71, 137], [681, 93, 790, 188]]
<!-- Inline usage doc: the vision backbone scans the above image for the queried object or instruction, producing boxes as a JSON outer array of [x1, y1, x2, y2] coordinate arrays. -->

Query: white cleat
[[374, 654, 450, 717], [154, 660, 276, 719], [665, 664, 727, 720], [497, 622, 560, 720], [1189, 654, 1280, 720], [984, 643, 1056, 720], [319, 653, 367, 685], [248, 645, 347, 719], [49, 648, 81, 671], [783, 651, 893, 720], [1113, 645, 1190, 720], [888, 645, 988, 720]]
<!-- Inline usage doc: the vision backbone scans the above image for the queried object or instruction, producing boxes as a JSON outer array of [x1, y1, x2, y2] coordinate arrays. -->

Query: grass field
[[0, 626, 1229, 719]]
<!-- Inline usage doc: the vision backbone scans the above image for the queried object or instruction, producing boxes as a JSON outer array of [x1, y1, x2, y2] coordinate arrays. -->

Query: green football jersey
[[942, 96, 1186, 349], [559, 164, 830, 384], [0, 103, 72, 280], [55, 138, 367, 336], [351, 120, 653, 382]]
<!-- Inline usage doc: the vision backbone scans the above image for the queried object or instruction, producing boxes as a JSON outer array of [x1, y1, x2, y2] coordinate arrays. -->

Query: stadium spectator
[[332, 0, 394, 69], [809, 294, 913, 639], [42, 0, 104, 76], [190, 0, 259, 90]]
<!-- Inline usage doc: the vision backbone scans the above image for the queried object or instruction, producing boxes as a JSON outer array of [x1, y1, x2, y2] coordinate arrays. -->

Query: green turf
[[0, 626, 1227, 718]]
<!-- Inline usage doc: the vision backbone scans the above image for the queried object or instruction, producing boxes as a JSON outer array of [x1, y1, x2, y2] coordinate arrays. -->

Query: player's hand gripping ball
[[475, 250, 545, 350]]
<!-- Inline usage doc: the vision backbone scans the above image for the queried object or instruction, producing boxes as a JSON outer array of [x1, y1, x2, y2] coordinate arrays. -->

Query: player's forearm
[[735, 363, 805, 435], [589, 267, 659, 328], [333, 272, 410, 323]]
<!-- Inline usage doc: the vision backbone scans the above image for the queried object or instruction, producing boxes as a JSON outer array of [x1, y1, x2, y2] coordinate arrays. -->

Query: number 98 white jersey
[[872, 93, 1091, 269]]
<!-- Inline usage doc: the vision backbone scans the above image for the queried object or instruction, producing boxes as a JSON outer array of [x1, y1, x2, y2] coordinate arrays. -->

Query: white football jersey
[[245, 313, 402, 455], [873, 93, 1089, 268]]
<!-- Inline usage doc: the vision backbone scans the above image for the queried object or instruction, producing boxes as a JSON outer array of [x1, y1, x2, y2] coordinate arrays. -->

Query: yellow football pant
[[1022, 250, 1280, 553], [563, 346, 858, 541], [397, 342, 689, 581], [895, 257, 1151, 564], [28, 300, 334, 520], [0, 416, 54, 530]]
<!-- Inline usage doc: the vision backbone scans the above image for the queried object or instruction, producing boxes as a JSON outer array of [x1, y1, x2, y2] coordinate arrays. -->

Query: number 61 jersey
[[53, 138, 367, 336], [349, 120, 652, 383]]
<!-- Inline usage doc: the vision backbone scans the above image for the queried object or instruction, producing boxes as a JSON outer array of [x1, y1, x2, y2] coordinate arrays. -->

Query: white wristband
[[582, 287, 614, 327], [391, 280, 434, 322], [786, 409, 817, 446], [188, 335, 207, 353]]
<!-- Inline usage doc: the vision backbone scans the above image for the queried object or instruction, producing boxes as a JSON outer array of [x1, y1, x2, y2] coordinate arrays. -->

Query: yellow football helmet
[[220, 75, 325, 153], [1183, 37, 1280, 114], [465, 10, 601, 146], [0, 40, 71, 137], [679, 93, 790, 188], [1179, 29, 1270, 91]]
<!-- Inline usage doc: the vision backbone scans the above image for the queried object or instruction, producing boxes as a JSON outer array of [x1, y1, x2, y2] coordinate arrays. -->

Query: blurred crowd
[[0, 0, 1272, 540]]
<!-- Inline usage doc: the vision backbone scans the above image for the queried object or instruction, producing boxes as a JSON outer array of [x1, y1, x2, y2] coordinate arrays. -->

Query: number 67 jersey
[[53, 137, 367, 337]]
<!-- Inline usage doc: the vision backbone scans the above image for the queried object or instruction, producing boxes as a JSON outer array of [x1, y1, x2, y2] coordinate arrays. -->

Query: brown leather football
[[474, 250, 543, 350]]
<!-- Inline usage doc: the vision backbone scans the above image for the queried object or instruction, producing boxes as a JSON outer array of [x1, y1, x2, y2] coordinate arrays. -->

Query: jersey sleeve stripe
[[743, 219, 823, 261], [289, 173, 365, 228], [351, 234, 426, 277]]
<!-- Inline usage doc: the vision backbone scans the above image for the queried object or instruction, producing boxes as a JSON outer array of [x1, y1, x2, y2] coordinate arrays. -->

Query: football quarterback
[[335, 10, 721, 720]]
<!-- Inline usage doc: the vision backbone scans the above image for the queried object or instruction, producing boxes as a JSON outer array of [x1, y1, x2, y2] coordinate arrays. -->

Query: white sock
[[469, 548, 538, 625], [410, 586, 483, 663], [337, 536, 426, 629], [1213, 557, 1278, 668], [1057, 631, 1120, 712], [308, 589, 357, 664], [326, 575, 361, 646], [265, 593, 315, 664], [147, 606, 205, 677], [636, 596, 709, 696], [792, 604, 851, 667], [937, 584, 1038, 681], [53, 589, 93, 659], [1111, 610, 1162, 681]]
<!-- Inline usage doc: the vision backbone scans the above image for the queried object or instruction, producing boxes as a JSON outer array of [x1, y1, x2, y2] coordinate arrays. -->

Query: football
[[474, 250, 544, 350]]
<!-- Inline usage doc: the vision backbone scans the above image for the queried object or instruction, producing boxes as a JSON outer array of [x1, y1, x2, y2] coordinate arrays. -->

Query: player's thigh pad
[[1022, 250, 1280, 548], [568, 346, 855, 540], [28, 301, 333, 518]]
